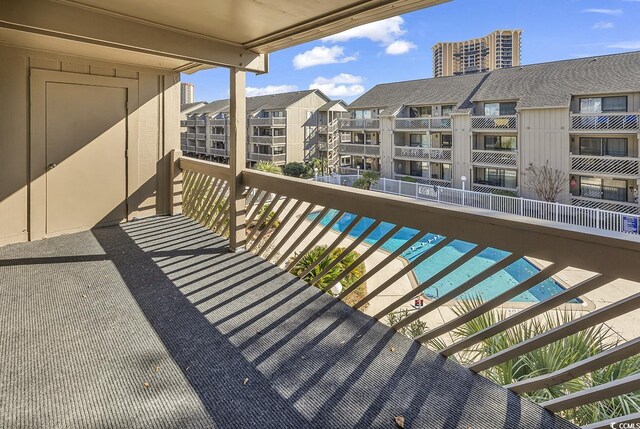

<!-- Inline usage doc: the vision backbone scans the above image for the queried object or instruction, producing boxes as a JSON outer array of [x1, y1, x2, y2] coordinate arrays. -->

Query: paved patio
[[0, 215, 577, 428]]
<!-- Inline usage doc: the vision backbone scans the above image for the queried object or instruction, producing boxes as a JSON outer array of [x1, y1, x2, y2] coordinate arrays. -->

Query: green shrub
[[283, 162, 307, 178]]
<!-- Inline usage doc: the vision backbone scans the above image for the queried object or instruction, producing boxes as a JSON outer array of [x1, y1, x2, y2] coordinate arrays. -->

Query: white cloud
[[582, 8, 623, 16], [607, 41, 640, 49], [592, 21, 614, 29], [385, 40, 417, 55], [292, 46, 357, 70], [322, 16, 417, 56], [309, 74, 365, 97], [323, 16, 405, 45], [246, 85, 298, 97]]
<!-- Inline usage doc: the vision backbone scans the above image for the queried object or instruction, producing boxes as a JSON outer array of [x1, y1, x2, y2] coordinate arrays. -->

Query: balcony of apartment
[[392, 173, 453, 187], [393, 117, 452, 131], [249, 117, 287, 127], [248, 151, 286, 164], [338, 143, 381, 157], [210, 118, 227, 127], [195, 119, 206, 126], [471, 115, 517, 131], [196, 133, 206, 140], [393, 145, 453, 162], [186, 119, 196, 126], [472, 167, 518, 194], [570, 112, 640, 133], [210, 133, 227, 142], [338, 118, 380, 131], [250, 135, 287, 145], [570, 178, 639, 214], [208, 145, 229, 158], [570, 155, 639, 178], [472, 149, 518, 168]]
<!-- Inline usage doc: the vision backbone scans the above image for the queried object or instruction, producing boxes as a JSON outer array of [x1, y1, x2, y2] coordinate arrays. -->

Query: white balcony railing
[[570, 112, 640, 131], [250, 135, 287, 145], [186, 119, 196, 126], [208, 148, 228, 157], [338, 143, 381, 157], [250, 117, 287, 127], [210, 118, 226, 126], [392, 174, 453, 187], [571, 196, 639, 215], [472, 150, 518, 167], [393, 117, 452, 130], [339, 119, 380, 130], [571, 155, 639, 177], [196, 133, 206, 140], [195, 120, 205, 126], [393, 146, 452, 161], [471, 115, 517, 130], [472, 183, 518, 194]]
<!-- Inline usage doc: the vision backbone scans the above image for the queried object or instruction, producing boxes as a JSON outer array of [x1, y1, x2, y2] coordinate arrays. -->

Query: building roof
[[188, 89, 331, 116], [347, 51, 640, 112], [180, 101, 207, 113], [471, 51, 640, 108], [348, 73, 487, 111], [317, 100, 348, 111]]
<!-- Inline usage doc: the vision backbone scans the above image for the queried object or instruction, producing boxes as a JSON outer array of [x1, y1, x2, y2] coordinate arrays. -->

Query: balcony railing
[[248, 152, 286, 164], [210, 118, 226, 126], [208, 148, 228, 157], [338, 143, 381, 157], [250, 135, 287, 145], [176, 154, 640, 428], [393, 117, 452, 130], [186, 119, 196, 126], [393, 146, 452, 161], [472, 149, 518, 167], [186, 133, 195, 139], [570, 155, 639, 177], [570, 112, 640, 132], [392, 174, 453, 187], [339, 119, 380, 131], [571, 196, 639, 215], [472, 183, 518, 194], [196, 133, 206, 140], [196, 120, 205, 126], [471, 115, 517, 130], [210, 133, 227, 142], [250, 117, 287, 127]]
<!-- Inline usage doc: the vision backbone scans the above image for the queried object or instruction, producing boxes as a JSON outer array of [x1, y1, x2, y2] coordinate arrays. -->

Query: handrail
[[177, 155, 640, 427]]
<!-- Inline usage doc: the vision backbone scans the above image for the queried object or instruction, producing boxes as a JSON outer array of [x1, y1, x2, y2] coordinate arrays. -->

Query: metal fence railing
[[316, 174, 640, 236]]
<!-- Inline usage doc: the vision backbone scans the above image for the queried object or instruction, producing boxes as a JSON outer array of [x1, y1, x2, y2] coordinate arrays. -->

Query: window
[[409, 106, 432, 118], [272, 146, 285, 155], [474, 168, 517, 188], [442, 134, 453, 148], [580, 96, 628, 113], [578, 177, 629, 202], [271, 111, 285, 117], [579, 137, 628, 156], [483, 136, 517, 151], [441, 105, 455, 116], [410, 161, 424, 177], [410, 134, 429, 147], [484, 102, 517, 116], [354, 110, 372, 119]]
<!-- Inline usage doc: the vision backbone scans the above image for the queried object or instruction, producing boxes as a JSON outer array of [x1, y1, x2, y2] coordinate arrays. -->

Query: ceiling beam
[[0, 0, 267, 73]]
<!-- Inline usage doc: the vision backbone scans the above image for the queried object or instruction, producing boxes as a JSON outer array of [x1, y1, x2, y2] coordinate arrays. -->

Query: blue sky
[[182, 0, 640, 103]]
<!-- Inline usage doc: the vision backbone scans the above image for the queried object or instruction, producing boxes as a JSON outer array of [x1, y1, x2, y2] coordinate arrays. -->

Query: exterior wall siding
[[0, 44, 179, 245]]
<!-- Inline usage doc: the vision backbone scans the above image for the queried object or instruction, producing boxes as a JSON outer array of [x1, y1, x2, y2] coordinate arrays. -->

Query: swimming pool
[[308, 210, 579, 303]]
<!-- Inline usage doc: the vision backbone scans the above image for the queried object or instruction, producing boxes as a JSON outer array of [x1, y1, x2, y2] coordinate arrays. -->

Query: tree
[[253, 161, 282, 175], [398, 176, 418, 183], [289, 245, 367, 307], [444, 296, 640, 426], [524, 161, 565, 202], [283, 162, 307, 178], [352, 171, 380, 190]]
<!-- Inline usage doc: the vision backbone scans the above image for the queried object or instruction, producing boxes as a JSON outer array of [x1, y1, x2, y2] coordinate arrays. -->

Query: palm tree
[[253, 161, 282, 174], [443, 296, 640, 426], [352, 171, 380, 190], [289, 245, 367, 307]]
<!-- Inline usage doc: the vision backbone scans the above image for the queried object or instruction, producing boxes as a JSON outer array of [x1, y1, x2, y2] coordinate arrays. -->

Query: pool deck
[[273, 203, 640, 343]]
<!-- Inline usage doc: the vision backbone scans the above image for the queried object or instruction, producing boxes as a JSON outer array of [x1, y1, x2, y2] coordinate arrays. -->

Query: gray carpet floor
[[0, 215, 578, 429]]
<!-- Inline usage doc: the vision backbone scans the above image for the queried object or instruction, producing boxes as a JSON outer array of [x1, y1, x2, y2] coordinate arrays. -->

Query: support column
[[169, 149, 183, 216], [229, 68, 247, 252]]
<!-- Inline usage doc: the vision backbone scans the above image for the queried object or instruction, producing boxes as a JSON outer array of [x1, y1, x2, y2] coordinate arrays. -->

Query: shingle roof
[[472, 51, 640, 108], [180, 101, 206, 113], [317, 100, 348, 111], [348, 50, 640, 111], [348, 73, 487, 110], [190, 89, 330, 116]]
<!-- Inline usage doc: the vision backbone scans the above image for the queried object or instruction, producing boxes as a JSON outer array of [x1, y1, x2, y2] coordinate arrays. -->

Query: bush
[[253, 161, 282, 174], [399, 176, 418, 183], [352, 171, 380, 190], [283, 162, 307, 178], [255, 204, 280, 230]]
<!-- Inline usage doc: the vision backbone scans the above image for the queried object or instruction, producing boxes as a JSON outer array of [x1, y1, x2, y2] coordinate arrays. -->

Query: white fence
[[315, 174, 640, 236]]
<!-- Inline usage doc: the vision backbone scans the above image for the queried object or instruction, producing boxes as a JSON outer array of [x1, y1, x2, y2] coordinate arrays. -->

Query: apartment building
[[433, 29, 522, 78], [181, 89, 332, 167], [313, 100, 350, 173], [180, 82, 195, 104], [339, 51, 640, 214]]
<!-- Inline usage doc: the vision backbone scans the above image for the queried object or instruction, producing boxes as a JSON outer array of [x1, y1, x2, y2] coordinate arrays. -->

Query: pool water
[[308, 210, 580, 303]]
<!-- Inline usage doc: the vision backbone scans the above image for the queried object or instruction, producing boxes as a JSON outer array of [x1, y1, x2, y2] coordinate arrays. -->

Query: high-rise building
[[181, 82, 195, 104], [433, 29, 522, 77]]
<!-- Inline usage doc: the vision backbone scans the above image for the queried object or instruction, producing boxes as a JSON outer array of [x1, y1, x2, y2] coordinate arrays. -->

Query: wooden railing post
[[169, 149, 183, 216], [229, 68, 247, 252]]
